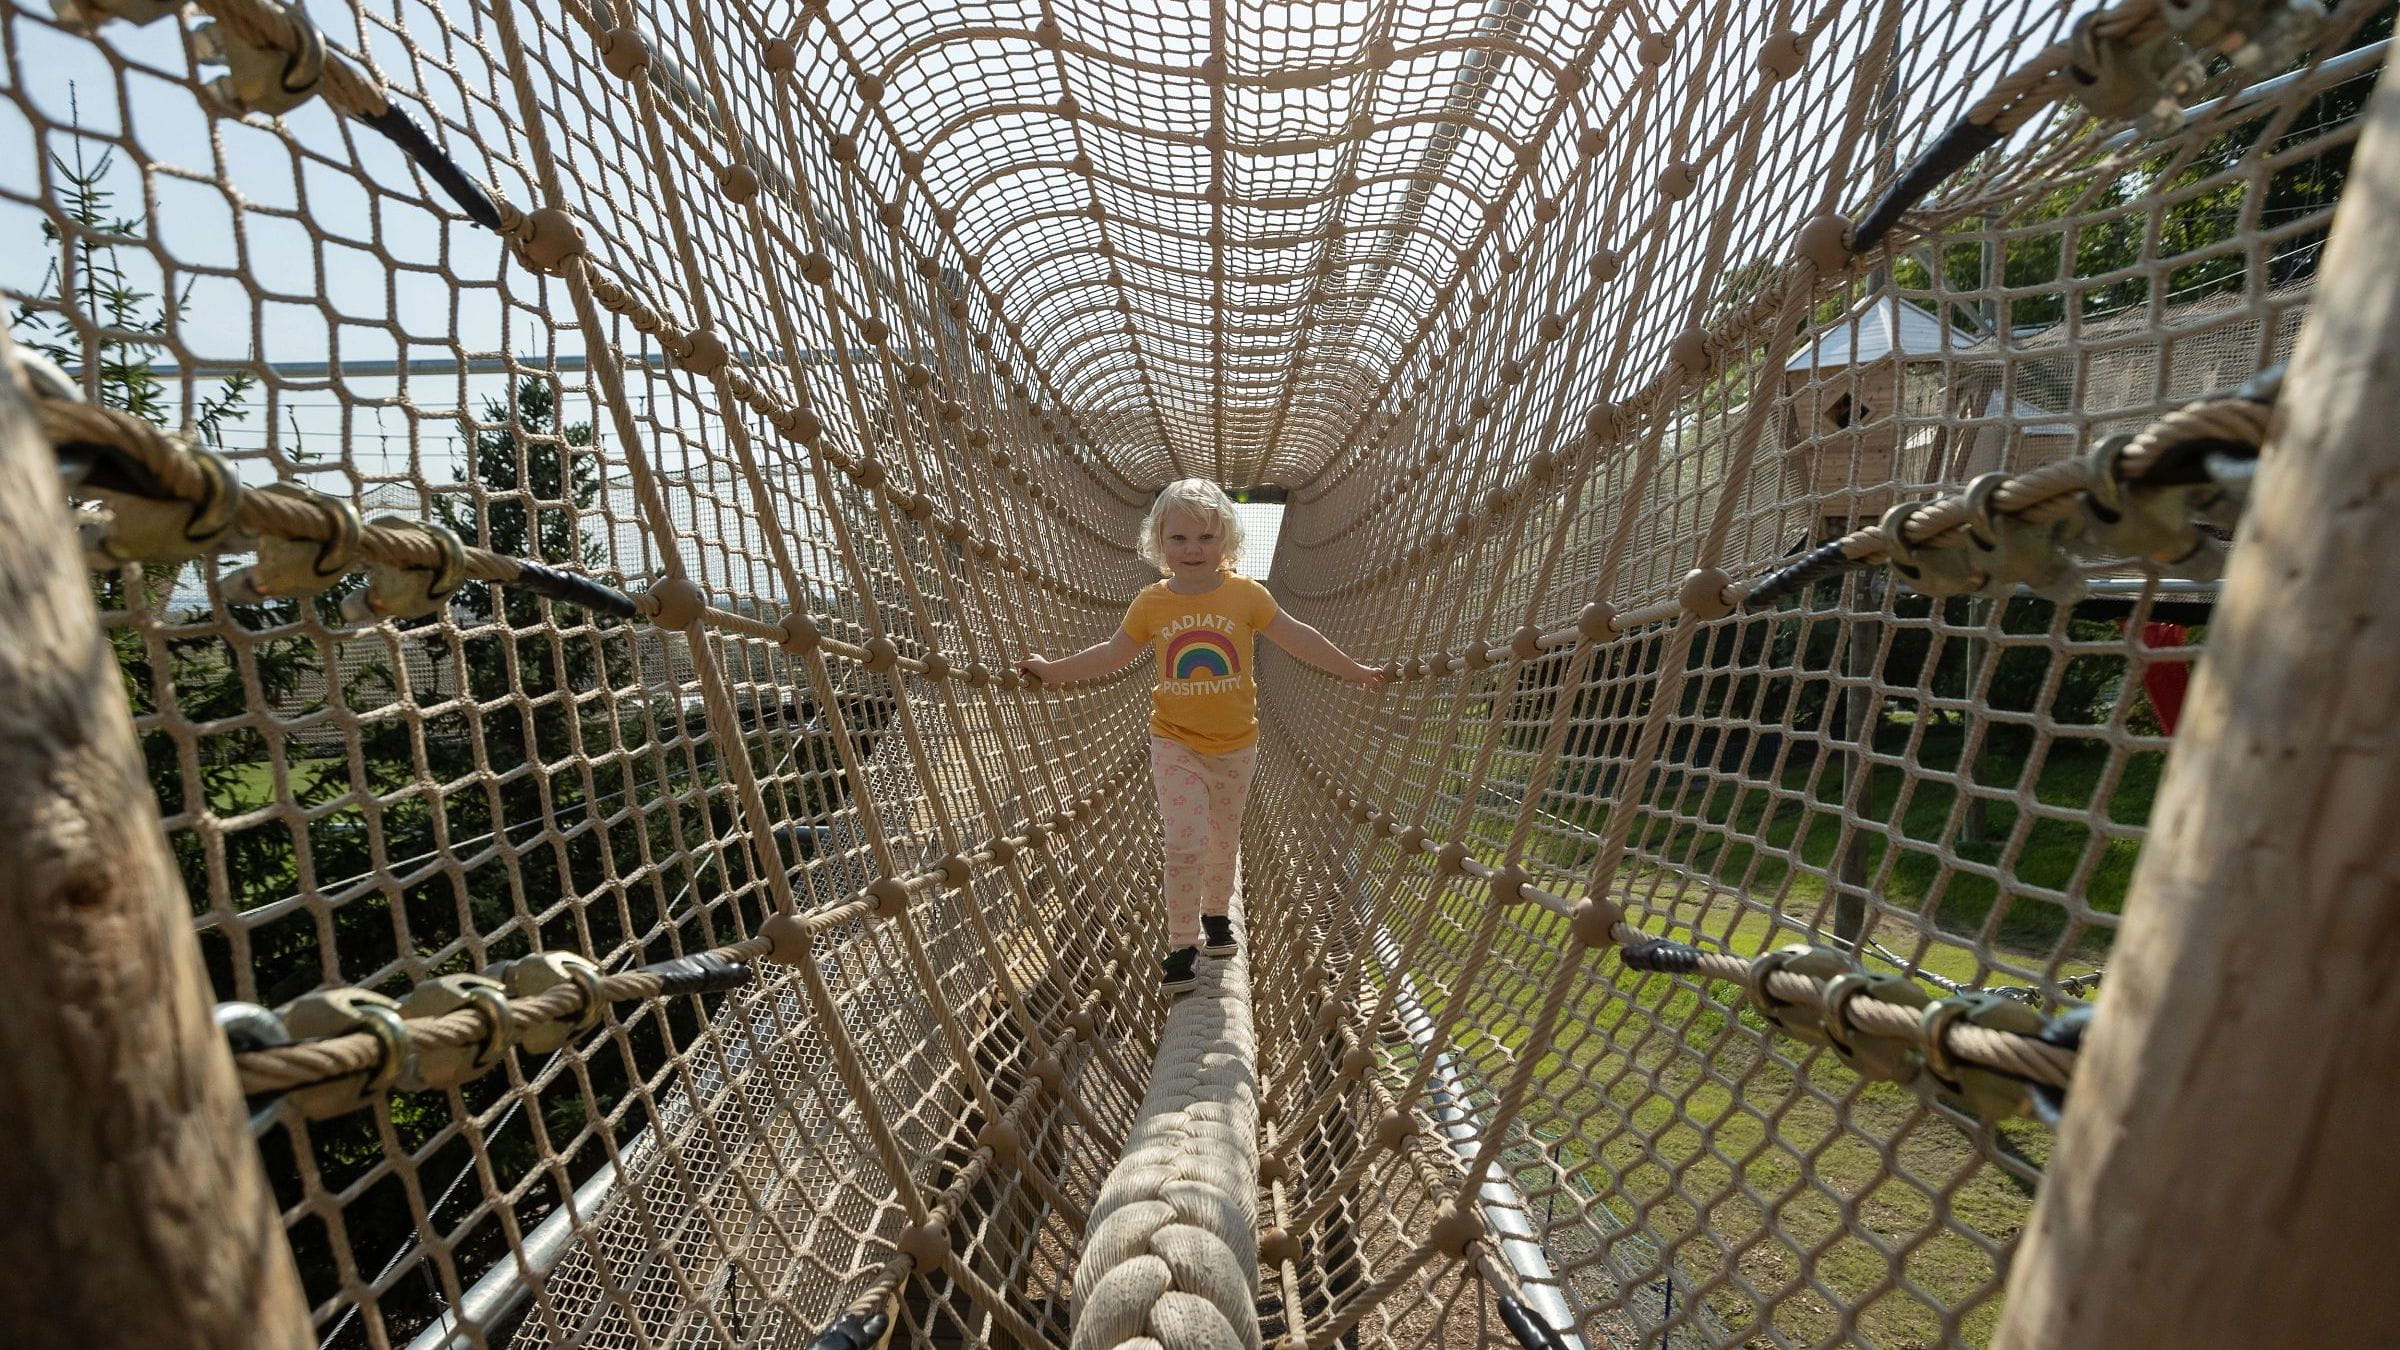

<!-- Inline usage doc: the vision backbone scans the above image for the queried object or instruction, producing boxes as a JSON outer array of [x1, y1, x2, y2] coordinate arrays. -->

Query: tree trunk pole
[[0, 332, 313, 1349], [1833, 573, 1878, 947], [1994, 50, 2400, 1348]]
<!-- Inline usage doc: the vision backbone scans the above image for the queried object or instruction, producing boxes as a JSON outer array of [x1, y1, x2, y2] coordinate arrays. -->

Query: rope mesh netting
[[0, 0, 2387, 1343]]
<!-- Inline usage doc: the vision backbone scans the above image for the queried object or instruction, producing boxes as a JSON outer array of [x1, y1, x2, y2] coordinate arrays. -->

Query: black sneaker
[[1160, 946, 1198, 994], [1200, 915, 1237, 957]]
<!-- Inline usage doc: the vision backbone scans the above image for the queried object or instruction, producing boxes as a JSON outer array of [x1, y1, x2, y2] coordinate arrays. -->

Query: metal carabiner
[[221, 485, 364, 604]]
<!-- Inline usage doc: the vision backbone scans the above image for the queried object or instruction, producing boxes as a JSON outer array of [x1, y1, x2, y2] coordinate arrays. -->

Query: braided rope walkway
[[1072, 911, 1262, 1350], [2, 0, 2387, 1344]]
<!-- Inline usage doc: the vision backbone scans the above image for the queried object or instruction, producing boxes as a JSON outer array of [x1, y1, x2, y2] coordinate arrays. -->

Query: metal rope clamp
[[2188, 373, 2280, 540], [193, 7, 328, 117], [341, 516, 467, 622], [281, 987, 416, 1119], [1917, 993, 2048, 1122], [1747, 945, 1854, 1048], [1958, 472, 2087, 603], [76, 441, 247, 569], [1876, 501, 1985, 598], [221, 485, 364, 604], [216, 1001, 293, 1127], [2075, 435, 2226, 581], [2161, 0, 2328, 74], [497, 952, 606, 1054], [2065, 16, 2203, 135], [217, 1000, 292, 1057], [49, 0, 181, 32], [397, 973, 516, 1090], [11, 347, 83, 406], [1819, 970, 1931, 1082]]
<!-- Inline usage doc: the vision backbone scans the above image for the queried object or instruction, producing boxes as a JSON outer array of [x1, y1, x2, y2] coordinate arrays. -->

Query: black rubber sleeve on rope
[[1619, 938, 1706, 975], [637, 952, 756, 999], [807, 1310, 890, 1350], [360, 104, 504, 231], [1744, 537, 1861, 609], [511, 559, 642, 619], [1850, 120, 2006, 254], [2133, 437, 2261, 487], [54, 439, 174, 499], [1498, 1296, 1574, 1350]]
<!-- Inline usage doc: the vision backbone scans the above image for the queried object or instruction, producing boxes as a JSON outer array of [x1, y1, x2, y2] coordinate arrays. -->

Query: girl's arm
[[1262, 612, 1387, 686], [1020, 629, 1145, 684]]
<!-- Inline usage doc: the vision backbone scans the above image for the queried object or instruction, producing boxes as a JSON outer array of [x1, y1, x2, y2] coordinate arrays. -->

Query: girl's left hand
[[1348, 662, 1389, 687]]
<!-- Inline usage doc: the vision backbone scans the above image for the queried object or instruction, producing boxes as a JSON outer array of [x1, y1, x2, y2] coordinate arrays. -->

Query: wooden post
[[1994, 49, 2400, 1348], [1832, 572, 1878, 947], [0, 333, 313, 1349]]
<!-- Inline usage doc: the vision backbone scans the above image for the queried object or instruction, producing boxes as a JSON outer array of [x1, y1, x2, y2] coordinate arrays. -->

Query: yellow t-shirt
[[1122, 575, 1279, 753]]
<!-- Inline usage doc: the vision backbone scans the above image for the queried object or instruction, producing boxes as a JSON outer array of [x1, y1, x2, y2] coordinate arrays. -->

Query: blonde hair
[[1139, 479, 1245, 576]]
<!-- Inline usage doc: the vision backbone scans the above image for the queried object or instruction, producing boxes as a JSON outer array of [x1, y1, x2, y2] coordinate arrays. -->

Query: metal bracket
[[1878, 500, 1986, 598], [1820, 970, 1932, 1082], [49, 0, 182, 33], [1747, 944, 1854, 1047], [1918, 993, 2049, 1122], [1960, 471, 2088, 602], [2029, 1005, 2096, 1127], [341, 516, 467, 622], [497, 951, 606, 1053], [221, 484, 363, 604], [193, 10, 326, 118], [2065, 24, 2203, 134], [398, 973, 515, 1089], [76, 442, 245, 568], [2162, 0, 2327, 72], [2076, 435, 2227, 580], [281, 987, 415, 1118]]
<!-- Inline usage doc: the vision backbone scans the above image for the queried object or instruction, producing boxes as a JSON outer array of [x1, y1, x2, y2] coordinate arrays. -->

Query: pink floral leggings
[[1150, 736, 1258, 950]]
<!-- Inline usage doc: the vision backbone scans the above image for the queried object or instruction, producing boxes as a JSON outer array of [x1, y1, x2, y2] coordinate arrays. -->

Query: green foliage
[[345, 402, 618, 929], [11, 128, 694, 1342], [411, 378, 616, 785], [10, 131, 321, 920], [13, 133, 255, 435], [1889, 11, 2391, 332]]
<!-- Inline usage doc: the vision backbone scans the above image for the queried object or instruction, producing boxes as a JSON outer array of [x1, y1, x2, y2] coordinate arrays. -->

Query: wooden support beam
[[1994, 47, 2400, 1349], [0, 332, 313, 1350]]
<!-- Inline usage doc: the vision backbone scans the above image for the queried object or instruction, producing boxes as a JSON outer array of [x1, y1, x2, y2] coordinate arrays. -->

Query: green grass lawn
[[1546, 720, 2156, 974], [1397, 916, 2052, 1348], [221, 756, 343, 811], [1538, 993, 2044, 1347], [1386, 719, 2152, 1344]]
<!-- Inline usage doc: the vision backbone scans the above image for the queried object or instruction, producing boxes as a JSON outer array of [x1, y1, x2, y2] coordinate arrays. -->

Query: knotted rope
[[1072, 918, 1262, 1350]]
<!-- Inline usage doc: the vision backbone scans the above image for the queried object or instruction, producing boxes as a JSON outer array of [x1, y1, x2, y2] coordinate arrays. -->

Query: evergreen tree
[[343, 377, 655, 974], [9, 132, 327, 933]]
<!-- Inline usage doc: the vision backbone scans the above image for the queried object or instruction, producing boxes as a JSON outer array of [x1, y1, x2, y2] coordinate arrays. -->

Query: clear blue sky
[[5, 0, 2070, 504]]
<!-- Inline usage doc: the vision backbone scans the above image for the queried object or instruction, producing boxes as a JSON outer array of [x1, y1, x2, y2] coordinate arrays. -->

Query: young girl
[[1019, 479, 1385, 993]]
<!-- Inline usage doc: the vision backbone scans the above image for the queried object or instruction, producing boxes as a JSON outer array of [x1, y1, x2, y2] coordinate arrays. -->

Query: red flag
[[2131, 621, 2190, 734]]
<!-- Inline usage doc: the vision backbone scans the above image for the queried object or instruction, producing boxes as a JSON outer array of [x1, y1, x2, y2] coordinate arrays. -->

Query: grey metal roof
[[1786, 295, 1967, 371]]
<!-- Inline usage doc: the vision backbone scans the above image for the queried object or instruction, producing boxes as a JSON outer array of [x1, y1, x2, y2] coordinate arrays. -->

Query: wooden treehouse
[[1778, 294, 2077, 539]]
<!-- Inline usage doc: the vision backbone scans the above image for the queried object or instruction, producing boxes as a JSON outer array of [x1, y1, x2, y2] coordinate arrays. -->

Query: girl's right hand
[[1018, 656, 1050, 684]]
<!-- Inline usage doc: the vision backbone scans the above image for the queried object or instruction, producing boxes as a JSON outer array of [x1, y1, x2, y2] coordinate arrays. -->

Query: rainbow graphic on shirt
[[1165, 628, 1239, 681]]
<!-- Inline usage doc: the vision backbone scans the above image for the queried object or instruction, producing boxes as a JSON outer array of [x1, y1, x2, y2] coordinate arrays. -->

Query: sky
[[1233, 498, 1284, 576], [6, 5, 606, 485], [3, 0, 2086, 509]]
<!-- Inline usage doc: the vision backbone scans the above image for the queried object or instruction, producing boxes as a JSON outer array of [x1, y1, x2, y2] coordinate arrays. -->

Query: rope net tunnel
[[2, 0, 2395, 1345]]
